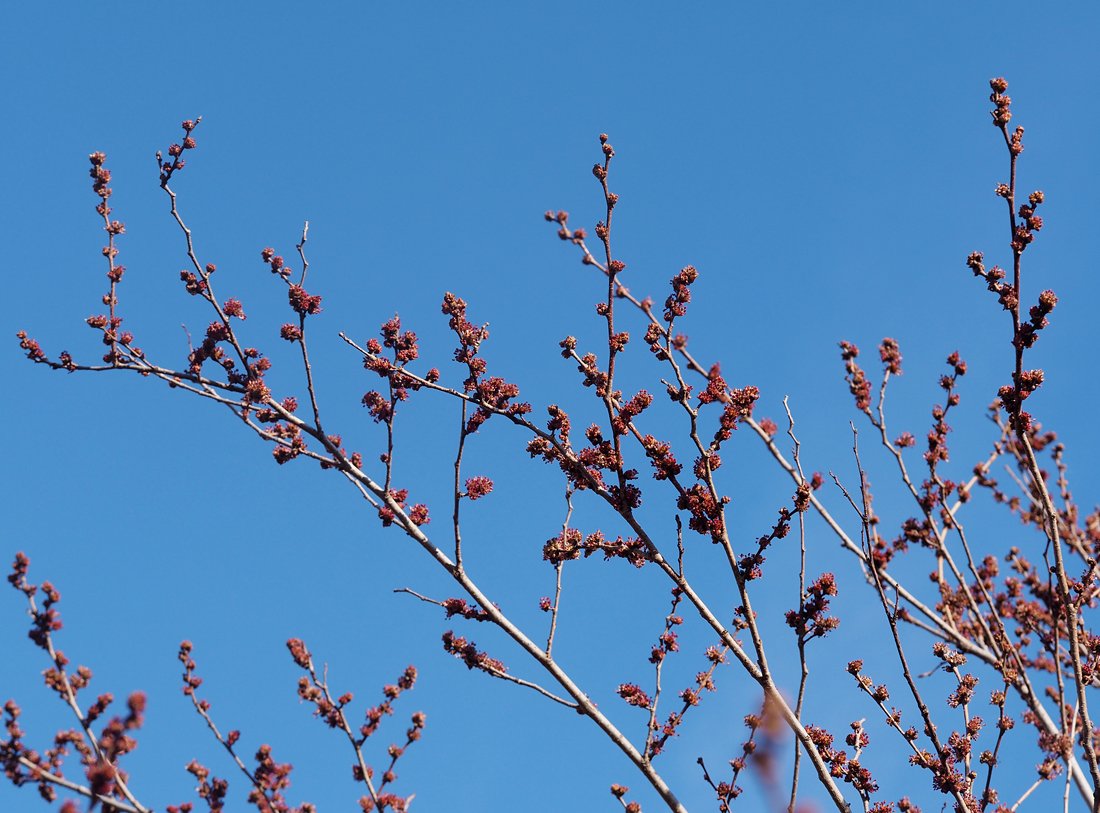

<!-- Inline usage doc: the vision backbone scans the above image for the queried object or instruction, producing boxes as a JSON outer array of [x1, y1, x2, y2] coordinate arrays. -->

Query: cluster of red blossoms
[[360, 314, 431, 424], [463, 476, 493, 500], [737, 506, 794, 581], [440, 597, 492, 622], [441, 630, 506, 675], [804, 724, 878, 799], [783, 572, 839, 643], [158, 119, 199, 184], [839, 341, 872, 412], [376, 488, 430, 528], [437, 292, 531, 432], [663, 265, 698, 323], [542, 528, 650, 568], [617, 683, 653, 709]]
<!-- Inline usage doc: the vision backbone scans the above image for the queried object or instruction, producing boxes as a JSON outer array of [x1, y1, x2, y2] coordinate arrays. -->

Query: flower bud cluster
[[804, 724, 879, 797], [541, 528, 650, 568], [879, 338, 903, 376], [664, 266, 698, 323], [785, 573, 839, 642], [839, 341, 872, 412], [158, 119, 200, 184], [441, 631, 506, 674], [738, 507, 793, 581]]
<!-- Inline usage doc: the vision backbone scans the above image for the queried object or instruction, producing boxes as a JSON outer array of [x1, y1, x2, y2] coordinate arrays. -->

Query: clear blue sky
[[4, 3, 1099, 811]]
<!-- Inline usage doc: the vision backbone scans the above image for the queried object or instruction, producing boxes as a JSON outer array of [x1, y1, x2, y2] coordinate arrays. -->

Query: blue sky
[[4, 3, 1100, 811]]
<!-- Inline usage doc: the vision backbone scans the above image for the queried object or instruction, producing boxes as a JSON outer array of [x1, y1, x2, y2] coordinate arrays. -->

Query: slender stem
[[783, 397, 810, 813], [453, 401, 468, 570]]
